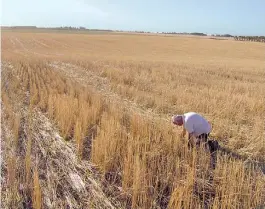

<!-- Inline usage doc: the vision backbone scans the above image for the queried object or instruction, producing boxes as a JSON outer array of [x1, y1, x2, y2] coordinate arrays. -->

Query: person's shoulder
[[183, 112, 196, 122], [184, 112, 197, 117]]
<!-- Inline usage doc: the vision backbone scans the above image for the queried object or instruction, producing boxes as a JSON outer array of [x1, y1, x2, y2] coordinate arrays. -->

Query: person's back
[[183, 112, 211, 136]]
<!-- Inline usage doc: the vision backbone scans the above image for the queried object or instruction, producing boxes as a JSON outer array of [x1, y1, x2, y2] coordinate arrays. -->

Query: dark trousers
[[188, 133, 219, 169], [188, 133, 209, 148], [188, 133, 218, 151]]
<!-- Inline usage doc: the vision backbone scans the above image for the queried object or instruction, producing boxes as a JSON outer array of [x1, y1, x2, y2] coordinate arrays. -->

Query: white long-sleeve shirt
[[183, 112, 211, 136]]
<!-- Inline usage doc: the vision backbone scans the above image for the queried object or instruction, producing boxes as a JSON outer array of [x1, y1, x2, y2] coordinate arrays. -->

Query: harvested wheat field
[[1, 29, 265, 209]]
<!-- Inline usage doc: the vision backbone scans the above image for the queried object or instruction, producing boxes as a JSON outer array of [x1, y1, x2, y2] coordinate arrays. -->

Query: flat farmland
[[1, 30, 265, 208]]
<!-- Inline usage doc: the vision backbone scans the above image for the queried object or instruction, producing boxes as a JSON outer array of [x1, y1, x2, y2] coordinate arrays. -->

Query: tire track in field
[[49, 62, 168, 122], [32, 38, 51, 48], [12, 37, 64, 57], [49, 38, 70, 49]]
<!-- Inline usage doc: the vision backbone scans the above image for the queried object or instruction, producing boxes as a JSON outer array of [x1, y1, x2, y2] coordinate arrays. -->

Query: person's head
[[172, 115, 183, 126]]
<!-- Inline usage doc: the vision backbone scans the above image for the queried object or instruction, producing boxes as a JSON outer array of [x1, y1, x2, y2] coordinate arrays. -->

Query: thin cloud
[[86, 5, 108, 17], [75, 0, 109, 17]]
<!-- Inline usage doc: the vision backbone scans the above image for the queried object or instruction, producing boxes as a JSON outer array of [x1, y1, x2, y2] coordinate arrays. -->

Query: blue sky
[[1, 0, 264, 35]]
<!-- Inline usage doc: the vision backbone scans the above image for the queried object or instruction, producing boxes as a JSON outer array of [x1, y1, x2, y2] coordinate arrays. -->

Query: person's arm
[[187, 132, 197, 147], [181, 127, 186, 138], [185, 122, 194, 136], [185, 123, 196, 145]]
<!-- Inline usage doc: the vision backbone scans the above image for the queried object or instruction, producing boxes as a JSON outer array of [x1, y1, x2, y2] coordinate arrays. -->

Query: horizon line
[[1, 25, 264, 37]]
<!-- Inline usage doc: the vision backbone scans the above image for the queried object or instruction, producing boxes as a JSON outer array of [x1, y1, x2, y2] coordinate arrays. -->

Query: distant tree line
[[48, 26, 114, 32], [52, 26, 87, 30], [163, 32, 207, 36], [214, 34, 234, 37], [234, 36, 265, 42], [5, 26, 37, 29], [190, 32, 207, 36]]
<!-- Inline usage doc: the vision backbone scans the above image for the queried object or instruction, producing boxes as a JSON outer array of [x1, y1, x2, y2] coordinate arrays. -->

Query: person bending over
[[172, 112, 212, 148]]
